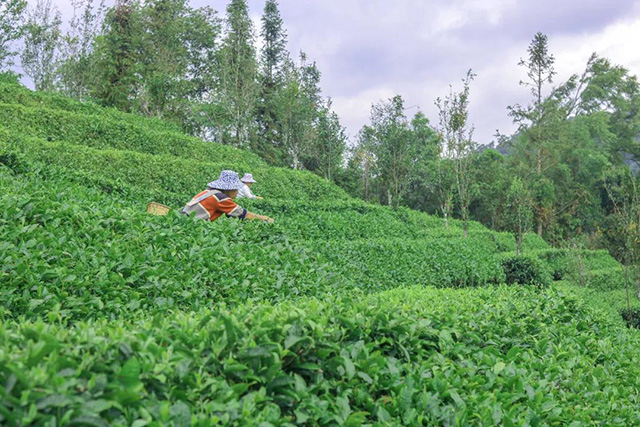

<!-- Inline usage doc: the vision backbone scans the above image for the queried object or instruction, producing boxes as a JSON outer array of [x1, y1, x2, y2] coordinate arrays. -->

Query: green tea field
[[1, 78, 640, 425]]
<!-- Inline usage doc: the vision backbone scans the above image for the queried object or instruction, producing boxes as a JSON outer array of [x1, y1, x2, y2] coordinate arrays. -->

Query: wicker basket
[[146, 202, 171, 216]]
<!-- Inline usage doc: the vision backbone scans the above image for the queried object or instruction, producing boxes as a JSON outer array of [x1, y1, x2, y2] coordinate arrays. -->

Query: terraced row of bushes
[[0, 74, 145, 121], [0, 134, 623, 296], [0, 133, 347, 203], [1, 80, 637, 425], [0, 103, 265, 168], [0, 168, 521, 321], [0, 131, 557, 249]]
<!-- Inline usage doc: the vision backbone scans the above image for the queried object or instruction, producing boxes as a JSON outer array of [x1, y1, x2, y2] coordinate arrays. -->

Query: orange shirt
[[182, 190, 247, 221]]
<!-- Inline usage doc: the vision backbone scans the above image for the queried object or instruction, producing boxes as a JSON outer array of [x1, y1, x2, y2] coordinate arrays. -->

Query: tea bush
[[0, 169, 499, 321], [0, 79, 181, 132], [0, 103, 265, 167], [0, 134, 349, 203], [586, 268, 627, 291], [2, 286, 640, 425], [620, 308, 640, 329], [500, 255, 552, 287], [1, 82, 637, 425]]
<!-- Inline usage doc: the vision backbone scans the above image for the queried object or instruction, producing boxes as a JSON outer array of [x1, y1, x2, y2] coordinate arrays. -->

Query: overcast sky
[[28, 0, 640, 145]]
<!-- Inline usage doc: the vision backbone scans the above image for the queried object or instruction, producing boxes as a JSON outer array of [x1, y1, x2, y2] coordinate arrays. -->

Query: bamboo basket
[[146, 202, 171, 216]]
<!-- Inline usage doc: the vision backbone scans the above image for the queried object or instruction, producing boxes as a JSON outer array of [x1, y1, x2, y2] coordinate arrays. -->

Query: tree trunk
[[462, 209, 468, 238], [625, 264, 631, 313]]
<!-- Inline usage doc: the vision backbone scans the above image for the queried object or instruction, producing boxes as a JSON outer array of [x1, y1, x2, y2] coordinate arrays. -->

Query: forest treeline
[[2, 0, 640, 255]]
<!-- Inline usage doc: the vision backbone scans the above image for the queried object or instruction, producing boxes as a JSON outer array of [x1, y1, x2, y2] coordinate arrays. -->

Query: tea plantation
[[1, 78, 639, 425]]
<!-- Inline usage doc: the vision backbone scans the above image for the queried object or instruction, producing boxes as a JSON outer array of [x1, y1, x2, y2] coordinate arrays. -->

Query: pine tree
[[260, 0, 286, 91], [219, 0, 258, 148], [92, 0, 143, 112], [256, 0, 287, 162]]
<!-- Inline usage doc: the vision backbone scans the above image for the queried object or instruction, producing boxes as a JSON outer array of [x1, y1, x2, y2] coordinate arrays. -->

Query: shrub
[[586, 268, 627, 291], [620, 308, 640, 329], [0, 151, 28, 174], [500, 255, 552, 287], [1, 80, 639, 425], [3, 286, 640, 425], [0, 134, 348, 203], [522, 233, 550, 251], [0, 103, 266, 168], [534, 249, 571, 280]]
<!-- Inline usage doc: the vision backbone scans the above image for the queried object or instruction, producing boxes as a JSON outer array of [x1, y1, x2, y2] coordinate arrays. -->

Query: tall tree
[[57, 0, 106, 98], [219, 0, 258, 148], [303, 98, 347, 181], [92, 0, 143, 111], [0, 0, 27, 70], [508, 32, 558, 236], [276, 57, 305, 169], [365, 95, 414, 209], [576, 55, 640, 162], [179, 5, 221, 136], [470, 149, 510, 230], [259, 0, 286, 90], [402, 111, 440, 213], [21, 0, 62, 91], [602, 168, 640, 311], [436, 70, 477, 236], [137, 0, 190, 118], [509, 32, 556, 175], [256, 0, 287, 161], [352, 128, 376, 202]]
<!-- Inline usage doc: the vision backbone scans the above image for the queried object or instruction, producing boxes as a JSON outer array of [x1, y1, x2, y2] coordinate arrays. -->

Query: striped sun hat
[[207, 170, 245, 191], [241, 173, 257, 183]]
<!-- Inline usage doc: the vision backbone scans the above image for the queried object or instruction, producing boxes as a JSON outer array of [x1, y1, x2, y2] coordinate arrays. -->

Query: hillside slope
[[1, 79, 638, 425]]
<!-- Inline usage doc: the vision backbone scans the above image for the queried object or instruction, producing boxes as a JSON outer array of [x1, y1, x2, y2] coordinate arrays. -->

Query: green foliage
[[351, 99, 439, 210], [0, 0, 27, 69], [584, 268, 626, 291], [217, 0, 258, 147], [92, 0, 144, 112], [255, 0, 287, 160], [0, 170, 342, 320], [0, 102, 264, 167], [3, 286, 640, 425], [522, 233, 550, 251], [2, 78, 637, 425], [436, 70, 477, 234], [0, 133, 346, 204], [620, 308, 640, 329], [500, 255, 552, 287], [505, 177, 533, 254], [20, 0, 62, 91], [56, 0, 106, 99]]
